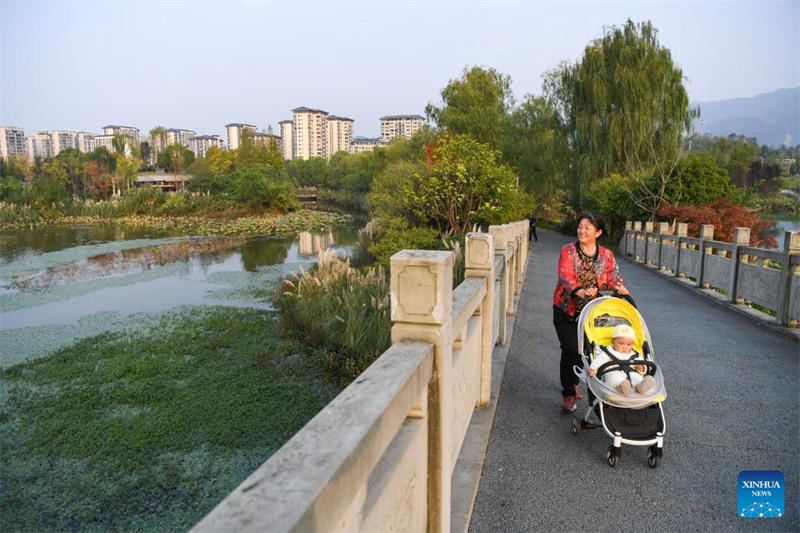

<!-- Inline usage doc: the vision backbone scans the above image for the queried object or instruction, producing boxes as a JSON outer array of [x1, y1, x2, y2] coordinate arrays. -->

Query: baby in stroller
[[588, 324, 656, 396]]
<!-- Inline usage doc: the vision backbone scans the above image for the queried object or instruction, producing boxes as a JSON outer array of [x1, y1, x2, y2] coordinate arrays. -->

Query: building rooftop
[[353, 137, 389, 143], [102, 125, 139, 130], [379, 115, 425, 121], [292, 106, 329, 115], [328, 115, 354, 122], [165, 128, 196, 133], [225, 123, 257, 128], [278, 120, 293, 124]]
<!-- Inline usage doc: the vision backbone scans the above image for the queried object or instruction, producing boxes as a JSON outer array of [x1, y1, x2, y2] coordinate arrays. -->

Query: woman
[[552, 213, 629, 412]]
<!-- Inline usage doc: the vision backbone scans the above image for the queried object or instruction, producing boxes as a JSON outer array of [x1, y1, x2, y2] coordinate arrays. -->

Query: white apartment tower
[[102, 125, 140, 146], [225, 123, 257, 151], [292, 107, 328, 160], [165, 128, 196, 148], [380, 115, 426, 140], [189, 135, 223, 158], [279, 120, 294, 160], [350, 137, 390, 154], [327, 116, 354, 156], [0, 127, 26, 158], [76, 132, 96, 153]]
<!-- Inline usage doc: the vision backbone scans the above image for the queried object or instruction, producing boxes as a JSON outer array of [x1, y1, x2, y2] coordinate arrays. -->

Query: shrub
[[368, 224, 441, 271], [276, 250, 390, 378]]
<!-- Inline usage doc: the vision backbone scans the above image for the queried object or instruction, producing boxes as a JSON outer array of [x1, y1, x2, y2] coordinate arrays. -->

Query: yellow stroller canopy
[[579, 296, 651, 356]]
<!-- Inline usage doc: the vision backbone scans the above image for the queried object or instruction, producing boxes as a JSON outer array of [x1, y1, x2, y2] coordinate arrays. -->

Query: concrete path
[[469, 229, 799, 532]]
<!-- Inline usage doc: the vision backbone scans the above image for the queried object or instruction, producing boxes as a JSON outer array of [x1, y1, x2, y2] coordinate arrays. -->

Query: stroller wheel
[[571, 417, 581, 436], [607, 445, 620, 468], [647, 446, 661, 468]]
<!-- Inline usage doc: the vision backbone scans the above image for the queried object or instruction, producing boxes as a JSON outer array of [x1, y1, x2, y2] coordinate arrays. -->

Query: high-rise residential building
[[225, 123, 257, 151], [76, 132, 96, 153], [279, 120, 294, 160], [188, 135, 223, 158], [380, 115, 425, 140], [164, 128, 196, 148], [350, 137, 390, 154], [28, 132, 55, 159], [0, 127, 26, 158], [49, 130, 78, 157], [102, 125, 140, 146], [327, 116, 354, 156], [292, 107, 328, 160]]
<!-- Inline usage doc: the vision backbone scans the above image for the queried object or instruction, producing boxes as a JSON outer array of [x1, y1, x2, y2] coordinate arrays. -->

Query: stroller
[[571, 295, 667, 468]]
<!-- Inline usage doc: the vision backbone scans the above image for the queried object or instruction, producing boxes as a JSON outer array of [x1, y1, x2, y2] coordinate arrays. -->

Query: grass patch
[[0, 306, 346, 532]]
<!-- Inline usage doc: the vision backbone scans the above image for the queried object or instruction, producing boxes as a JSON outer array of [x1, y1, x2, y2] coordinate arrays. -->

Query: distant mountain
[[693, 87, 799, 147]]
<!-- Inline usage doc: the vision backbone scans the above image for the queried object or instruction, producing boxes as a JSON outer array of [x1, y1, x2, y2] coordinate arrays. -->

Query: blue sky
[[2, 0, 798, 140]]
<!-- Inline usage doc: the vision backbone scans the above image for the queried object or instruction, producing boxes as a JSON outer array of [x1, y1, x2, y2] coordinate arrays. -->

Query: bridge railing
[[621, 221, 800, 328], [193, 220, 530, 533]]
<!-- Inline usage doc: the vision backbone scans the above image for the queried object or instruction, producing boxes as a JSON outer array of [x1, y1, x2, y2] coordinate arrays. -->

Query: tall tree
[[426, 66, 514, 151], [149, 126, 166, 164], [545, 20, 697, 216]]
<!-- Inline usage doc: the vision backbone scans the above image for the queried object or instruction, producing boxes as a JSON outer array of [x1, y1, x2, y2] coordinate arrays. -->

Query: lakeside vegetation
[[0, 306, 349, 532]]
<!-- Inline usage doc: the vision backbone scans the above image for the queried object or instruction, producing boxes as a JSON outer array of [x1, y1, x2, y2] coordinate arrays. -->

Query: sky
[[2, 0, 798, 141]]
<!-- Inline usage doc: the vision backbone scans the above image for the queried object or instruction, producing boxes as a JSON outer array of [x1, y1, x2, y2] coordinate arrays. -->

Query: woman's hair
[[577, 212, 606, 235]]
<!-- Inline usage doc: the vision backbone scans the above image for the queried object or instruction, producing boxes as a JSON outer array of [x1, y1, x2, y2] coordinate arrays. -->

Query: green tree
[[545, 19, 697, 216], [504, 95, 569, 214], [373, 133, 517, 236], [230, 163, 298, 211], [204, 145, 235, 178], [157, 143, 195, 179], [426, 66, 514, 151], [149, 126, 166, 164], [664, 153, 734, 206]]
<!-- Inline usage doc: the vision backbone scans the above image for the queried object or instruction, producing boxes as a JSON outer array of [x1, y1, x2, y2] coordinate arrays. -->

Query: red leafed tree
[[85, 161, 112, 200], [658, 201, 777, 248]]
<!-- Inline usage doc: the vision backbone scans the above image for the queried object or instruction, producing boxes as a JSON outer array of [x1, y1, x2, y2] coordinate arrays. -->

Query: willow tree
[[426, 66, 514, 152], [545, 20, 698, 217]]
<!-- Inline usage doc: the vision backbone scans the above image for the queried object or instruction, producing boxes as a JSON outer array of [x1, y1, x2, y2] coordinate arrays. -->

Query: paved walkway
[[470, 229, 799, 532]]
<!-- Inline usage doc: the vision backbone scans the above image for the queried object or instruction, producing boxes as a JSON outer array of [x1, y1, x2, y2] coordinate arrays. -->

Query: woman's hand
[[576, 287, 598, 299], [615, 283, 629, 296], [588, 368, 597, 377]]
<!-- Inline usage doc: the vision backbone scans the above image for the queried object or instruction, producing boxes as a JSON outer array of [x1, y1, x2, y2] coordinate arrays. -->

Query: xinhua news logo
[[738, 470, 784, 518]]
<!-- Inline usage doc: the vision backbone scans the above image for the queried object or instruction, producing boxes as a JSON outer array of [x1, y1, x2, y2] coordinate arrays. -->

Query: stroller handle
[[596, 289, 636, 308]]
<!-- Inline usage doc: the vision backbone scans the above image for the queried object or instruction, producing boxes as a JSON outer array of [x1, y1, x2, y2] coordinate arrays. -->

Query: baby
[[588, 324, 655, 396]]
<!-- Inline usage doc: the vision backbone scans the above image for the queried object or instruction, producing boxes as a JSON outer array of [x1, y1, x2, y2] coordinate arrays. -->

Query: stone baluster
[[633, 222, 643, 261], [489, 224, 509, 345], [778, 232, 800, 327], [657, 222, 669, 271], [729, 227, 750, 303], [699, 224, 714, 289], [390, 250, 454, 533], [676, 223, 688, 278], [465, 233, 495, 407]]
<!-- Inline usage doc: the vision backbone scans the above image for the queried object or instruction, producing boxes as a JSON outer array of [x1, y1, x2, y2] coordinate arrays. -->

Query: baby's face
[[612, 336, 634, 354]]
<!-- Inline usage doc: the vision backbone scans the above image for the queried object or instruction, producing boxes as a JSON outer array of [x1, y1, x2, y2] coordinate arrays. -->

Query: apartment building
[[93, 134, 134, 156], [327, 116, 354, 156], [380, 115, 425, 140], [292, 107, 328, 160], [225, 123, 257, 151], [350, 137, 390, 154], [189, 135, 223, 158], [164, 128, 196, 148], [102, 125, 140, 146], [279, 120, 294, 160], [76, 132, 96, 153], [0, 127, 26, 158]]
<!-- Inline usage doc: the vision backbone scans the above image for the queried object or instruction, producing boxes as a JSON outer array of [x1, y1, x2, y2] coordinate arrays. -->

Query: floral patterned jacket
[[552, 242, 622, 318]]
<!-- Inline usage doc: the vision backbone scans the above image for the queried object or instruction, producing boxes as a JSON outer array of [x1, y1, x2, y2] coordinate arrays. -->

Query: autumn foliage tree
[[657, 201, 777, 248]]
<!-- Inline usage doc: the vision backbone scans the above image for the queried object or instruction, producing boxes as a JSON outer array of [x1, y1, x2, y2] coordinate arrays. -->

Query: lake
[[0, 222, 360, 367]]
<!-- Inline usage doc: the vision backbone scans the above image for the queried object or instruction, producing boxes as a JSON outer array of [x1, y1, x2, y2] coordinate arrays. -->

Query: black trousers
[[553, 306, 581, 397]]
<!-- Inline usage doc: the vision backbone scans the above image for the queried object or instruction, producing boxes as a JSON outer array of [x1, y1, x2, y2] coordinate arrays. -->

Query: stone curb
[[617, 254, 800, 343], [450, 258, 529, 533]]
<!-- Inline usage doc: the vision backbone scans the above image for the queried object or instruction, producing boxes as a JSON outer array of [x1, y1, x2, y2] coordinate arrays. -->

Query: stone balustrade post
[[778, 232, 800, 327], [699, 224, 714, 288], [657, 222, 669, 270], [465, 233, 495, 407], [729, 227, 750, 303], [515, 222, 524, 291], [502, 224, 517, 310], [390, 250, 454, 533], [676, 223, 688, 278], [633, 222, 643, 261], [489, 224, 509, 345], [644, 221, 654, 265]]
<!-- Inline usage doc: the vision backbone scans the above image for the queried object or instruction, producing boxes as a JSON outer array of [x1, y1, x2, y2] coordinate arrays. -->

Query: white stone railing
[[193, 220, 530, 533], [621, 221, 800, 328]]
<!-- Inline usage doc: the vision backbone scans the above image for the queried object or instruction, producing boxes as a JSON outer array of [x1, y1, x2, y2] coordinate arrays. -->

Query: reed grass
[[277, 249, 391, 377]]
